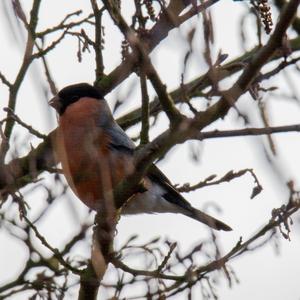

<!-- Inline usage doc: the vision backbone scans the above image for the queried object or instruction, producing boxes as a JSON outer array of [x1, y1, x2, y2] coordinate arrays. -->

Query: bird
[[49, 83, 232, 231]]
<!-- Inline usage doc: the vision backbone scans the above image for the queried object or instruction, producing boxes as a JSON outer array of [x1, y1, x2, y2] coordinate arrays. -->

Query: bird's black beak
[[48, 95, 61, 112]]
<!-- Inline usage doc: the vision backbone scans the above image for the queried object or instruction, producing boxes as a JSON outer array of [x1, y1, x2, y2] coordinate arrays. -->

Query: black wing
[[147, 164, 193, 212], [147, 165, 232, 231]]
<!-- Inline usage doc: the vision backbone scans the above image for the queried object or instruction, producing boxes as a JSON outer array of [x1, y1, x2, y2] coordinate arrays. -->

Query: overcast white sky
[[0, 1, 300, 299]]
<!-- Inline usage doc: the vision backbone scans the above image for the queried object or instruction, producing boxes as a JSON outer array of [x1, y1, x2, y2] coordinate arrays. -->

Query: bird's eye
[[71, 95, 79, 102]]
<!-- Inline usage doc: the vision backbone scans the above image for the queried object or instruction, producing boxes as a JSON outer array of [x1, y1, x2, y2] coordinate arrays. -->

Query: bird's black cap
[[49, 83, 103, 115]]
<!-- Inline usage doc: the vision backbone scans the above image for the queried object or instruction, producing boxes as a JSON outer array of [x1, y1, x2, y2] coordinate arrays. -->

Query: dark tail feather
[[187, 208, 232, 231]]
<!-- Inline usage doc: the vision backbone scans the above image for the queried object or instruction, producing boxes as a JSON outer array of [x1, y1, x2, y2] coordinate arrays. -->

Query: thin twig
[[4, 108, 47, 139], [195, 124, 300, 140], [0, 71, 12, 87], [33, 29, 69, 59], [139, 69, 150, 145], [177, 168, 262, 197], [36, 12, 94, 38], [2, 0, 42, 153], [102, 0, 183, 125], [23, 216, 82, 275], [178, 0, 220, 24], [111, 256, 183, 281]]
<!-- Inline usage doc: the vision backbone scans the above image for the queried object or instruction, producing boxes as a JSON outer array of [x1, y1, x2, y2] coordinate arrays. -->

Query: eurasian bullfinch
[[49, 83, 232, 231]]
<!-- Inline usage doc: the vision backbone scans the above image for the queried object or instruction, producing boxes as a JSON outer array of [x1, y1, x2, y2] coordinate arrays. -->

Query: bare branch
[[90, 0, 105, 82], [4, 107, 47, 139], [139, 69, 150, 145], [33, 29, 69, 58], [23, 216, 82, 275], [2, 0, 42, 154], [0, 70, 12, 87], [195, 124, 300, 140], [102, 0, 183, 125], [178, 168, 262, 200], [36, 12, 94, 38]]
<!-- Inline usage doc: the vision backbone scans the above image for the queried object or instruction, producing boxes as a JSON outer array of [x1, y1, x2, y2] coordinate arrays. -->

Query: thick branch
[[0, 131, 56, 194]]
